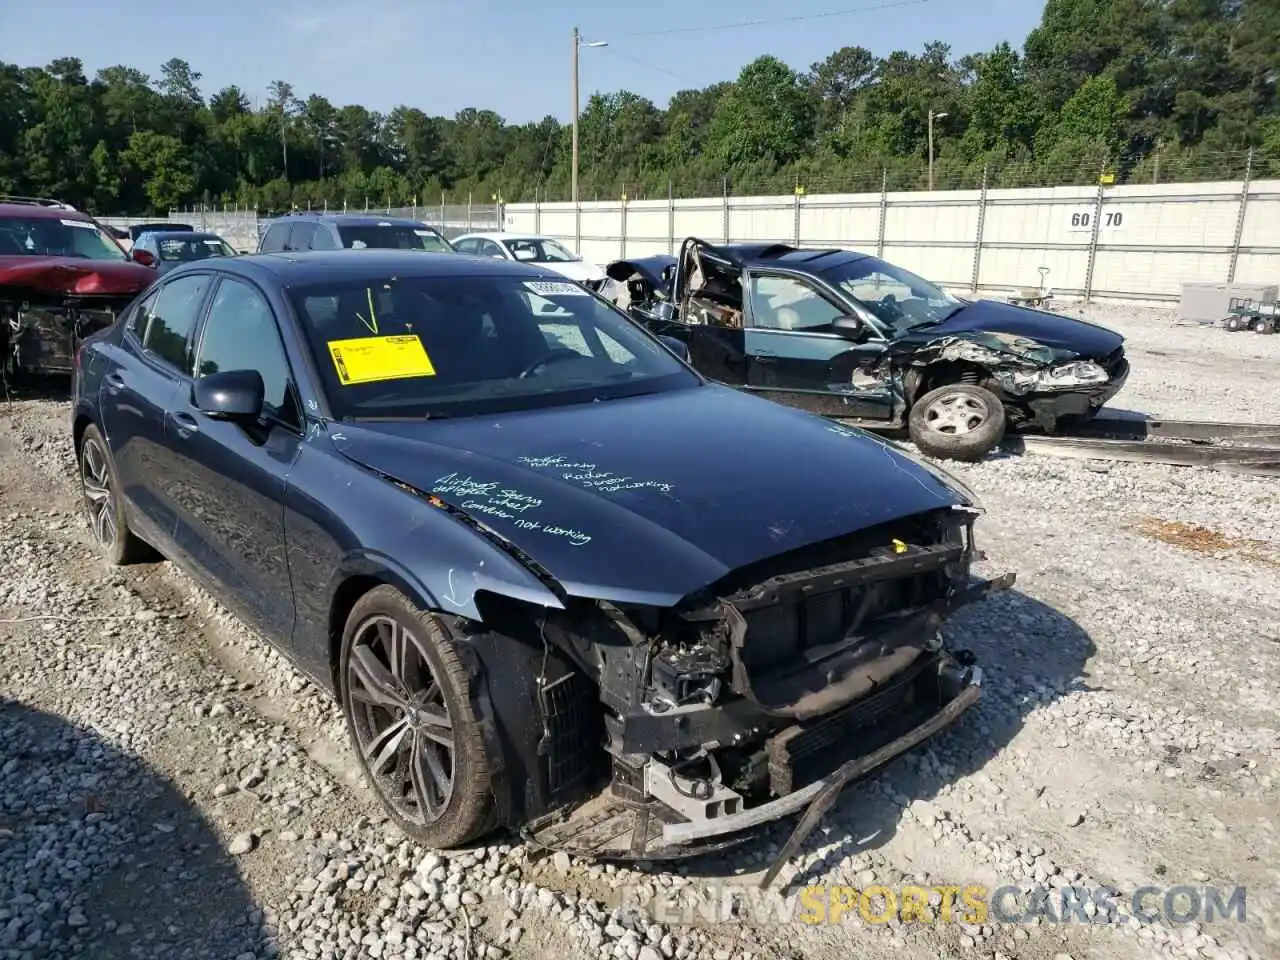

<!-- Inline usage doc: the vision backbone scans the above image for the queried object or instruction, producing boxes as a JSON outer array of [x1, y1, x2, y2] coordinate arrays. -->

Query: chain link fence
[[536, 146, 1279, 204], [153, 202, 505, 251]]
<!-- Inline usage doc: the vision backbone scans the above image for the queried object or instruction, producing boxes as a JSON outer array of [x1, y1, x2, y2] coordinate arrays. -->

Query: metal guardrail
[[1000, 417, 1280, 476]]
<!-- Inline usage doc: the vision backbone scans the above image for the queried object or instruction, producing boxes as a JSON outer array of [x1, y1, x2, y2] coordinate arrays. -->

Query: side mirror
[[831, 315, 866, 340], [193, 369, 264, 421], [658, 335, 691, 362], [131, 249, 156, 267]]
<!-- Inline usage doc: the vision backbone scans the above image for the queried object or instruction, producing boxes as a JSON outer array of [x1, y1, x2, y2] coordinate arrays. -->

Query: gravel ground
[[1, 304, 1277, 960]]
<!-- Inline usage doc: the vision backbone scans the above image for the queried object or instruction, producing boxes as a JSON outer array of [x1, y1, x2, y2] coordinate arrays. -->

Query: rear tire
[[78, 424, 156, 565], [1225, 316, 1243, 332], [338, 585, 497, 849], [1254, 318, 1275, 335], [908, 383, 1007, 462]]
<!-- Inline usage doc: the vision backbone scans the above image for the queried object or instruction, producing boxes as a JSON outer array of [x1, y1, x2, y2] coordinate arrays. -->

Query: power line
[[601, 49, 702, 87], [610, 0, 935, 39]]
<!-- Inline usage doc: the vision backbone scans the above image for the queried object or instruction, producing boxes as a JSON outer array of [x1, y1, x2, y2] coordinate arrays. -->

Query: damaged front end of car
[[506, 504, 1012, 883], [897, 332, 1130, 432], [0, 264, 146, 382]]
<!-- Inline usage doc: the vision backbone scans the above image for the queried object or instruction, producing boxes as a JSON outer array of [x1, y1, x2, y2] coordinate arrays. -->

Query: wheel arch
[[324, 548, 565, 693], [326, 556, 586, 831], [326, 552, 441, 694], [905, 359, 1002, 409], [72, 400, 97, 457]]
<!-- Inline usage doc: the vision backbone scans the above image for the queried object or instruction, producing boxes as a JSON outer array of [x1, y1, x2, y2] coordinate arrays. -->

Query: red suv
[[0, 197, 156, 379]]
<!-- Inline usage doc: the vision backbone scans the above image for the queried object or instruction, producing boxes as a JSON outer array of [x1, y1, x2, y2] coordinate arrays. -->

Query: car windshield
[[0, 215, 127, 261], [155, 236, 235, 261], [825, 256, 964, 332], [336, 224, 453, 253], [503, 238, 580, 263], [290, 274, 698, 419]]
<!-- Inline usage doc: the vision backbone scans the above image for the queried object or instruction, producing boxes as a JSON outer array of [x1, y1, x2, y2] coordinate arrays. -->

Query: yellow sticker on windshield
[[327, 335, 436, 386]]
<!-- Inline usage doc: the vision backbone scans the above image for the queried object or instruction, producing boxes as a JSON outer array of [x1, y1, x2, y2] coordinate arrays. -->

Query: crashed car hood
[[0, 256, 155, 297], [329, 384, 971, 606], [607, 255, 677, 292], [902, 299, 1124, 362]]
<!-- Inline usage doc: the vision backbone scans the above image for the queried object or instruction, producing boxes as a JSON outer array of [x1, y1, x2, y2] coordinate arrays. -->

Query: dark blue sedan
[[70, 250, 1008, 870]]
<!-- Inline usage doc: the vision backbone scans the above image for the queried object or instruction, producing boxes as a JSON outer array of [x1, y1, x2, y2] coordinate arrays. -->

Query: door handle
[[754, 355, 777, 363], [167, 411, 200, 436], [103, 372, 124, 393]]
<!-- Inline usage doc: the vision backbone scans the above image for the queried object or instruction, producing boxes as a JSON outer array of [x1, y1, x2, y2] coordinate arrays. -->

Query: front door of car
[[161, 276, 301, 645], [742, 272, 895, 421], [635, 311, 747, 385], [98, 275, 212, 556]]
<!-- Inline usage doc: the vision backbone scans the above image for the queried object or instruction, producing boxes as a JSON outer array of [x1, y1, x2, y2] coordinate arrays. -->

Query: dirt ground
[[1, 303, 1277, 960]]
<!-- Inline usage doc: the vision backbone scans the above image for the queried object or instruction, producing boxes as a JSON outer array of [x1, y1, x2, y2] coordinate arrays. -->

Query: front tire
[[338, 586, 497, 848], [908, 383, 1007, 462], [78, 424, 155, 565]]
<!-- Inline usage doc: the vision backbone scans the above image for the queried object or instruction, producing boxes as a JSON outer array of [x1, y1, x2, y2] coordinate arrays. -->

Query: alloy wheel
[[924, 391, 990, 436], [81, 438, 117, 548], [347, 614, 456, 824]]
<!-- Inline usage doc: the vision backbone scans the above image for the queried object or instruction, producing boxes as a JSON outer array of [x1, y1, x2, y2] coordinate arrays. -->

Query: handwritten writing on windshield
[[430, 472, 590, 546], [514, 455, 674, 495]]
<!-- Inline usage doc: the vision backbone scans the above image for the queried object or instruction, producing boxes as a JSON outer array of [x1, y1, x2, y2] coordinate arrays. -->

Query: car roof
[[194, 249, 563, 283], [0, 202, 91, 221], [456, 232, 554, 242], [710, 242, 873, 273], [142, 230, 224, 241], [266, 213, 433, 228]]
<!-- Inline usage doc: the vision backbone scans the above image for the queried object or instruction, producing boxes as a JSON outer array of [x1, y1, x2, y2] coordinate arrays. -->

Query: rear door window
[[125, 289, 160, 341], [259, 223, 288, 253], [142, 274, 211, 374]]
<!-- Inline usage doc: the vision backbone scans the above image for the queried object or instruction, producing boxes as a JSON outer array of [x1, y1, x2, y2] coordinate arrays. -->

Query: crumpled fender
[[888, 330, 1075, 370]]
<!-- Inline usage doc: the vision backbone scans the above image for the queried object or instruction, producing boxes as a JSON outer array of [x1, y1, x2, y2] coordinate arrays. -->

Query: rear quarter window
[[259, 223, 289, 253]]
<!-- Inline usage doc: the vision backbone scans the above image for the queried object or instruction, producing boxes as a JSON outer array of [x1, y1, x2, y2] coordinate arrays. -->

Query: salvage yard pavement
[[1, 303, 1278, 960]]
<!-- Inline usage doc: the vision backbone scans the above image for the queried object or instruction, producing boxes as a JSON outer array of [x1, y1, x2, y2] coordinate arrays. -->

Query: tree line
[[0, 0, 1276, 215]]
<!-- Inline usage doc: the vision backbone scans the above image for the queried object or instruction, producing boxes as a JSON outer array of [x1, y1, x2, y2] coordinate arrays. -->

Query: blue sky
[[2, 0, 1047, 123]]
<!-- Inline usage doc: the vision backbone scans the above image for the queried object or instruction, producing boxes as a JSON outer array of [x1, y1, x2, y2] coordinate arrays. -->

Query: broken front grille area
[[676, 507, 972, 718], [4, 300, 120, 374], [735, 570, 946, 675]]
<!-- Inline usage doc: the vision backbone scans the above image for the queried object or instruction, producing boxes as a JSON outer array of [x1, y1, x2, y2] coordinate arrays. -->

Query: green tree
[[119, 130, 198, 212], [709, 56, 814, 168]]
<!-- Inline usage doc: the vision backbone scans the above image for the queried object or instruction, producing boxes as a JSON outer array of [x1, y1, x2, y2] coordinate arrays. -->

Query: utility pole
[[927, 109, 947, 191], [571, 27, 579, 205], [571, 27, 608, 205]]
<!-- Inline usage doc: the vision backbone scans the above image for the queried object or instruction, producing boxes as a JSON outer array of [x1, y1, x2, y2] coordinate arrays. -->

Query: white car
[[452, 232, 615, 296]]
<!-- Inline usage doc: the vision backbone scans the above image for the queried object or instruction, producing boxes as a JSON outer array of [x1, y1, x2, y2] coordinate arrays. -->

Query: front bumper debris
[[1024, 355, 1130, 428], [519, 508, 1013, 885]]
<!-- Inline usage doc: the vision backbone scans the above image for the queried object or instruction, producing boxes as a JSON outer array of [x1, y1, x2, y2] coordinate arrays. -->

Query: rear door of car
[[161, 274, 303, 643], [97, 273, 214, 554], [742, 270, 895, 421]]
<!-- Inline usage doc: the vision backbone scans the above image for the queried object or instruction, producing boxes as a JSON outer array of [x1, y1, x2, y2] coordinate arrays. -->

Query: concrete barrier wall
[[503, 179, 1280, 303]]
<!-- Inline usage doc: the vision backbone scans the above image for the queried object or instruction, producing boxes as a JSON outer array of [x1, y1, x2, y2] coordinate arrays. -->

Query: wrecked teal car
[[606, 238, 1129, 461]]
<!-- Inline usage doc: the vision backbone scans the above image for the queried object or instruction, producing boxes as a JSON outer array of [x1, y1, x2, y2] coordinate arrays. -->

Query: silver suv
[[257, 213, 455, 254]]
